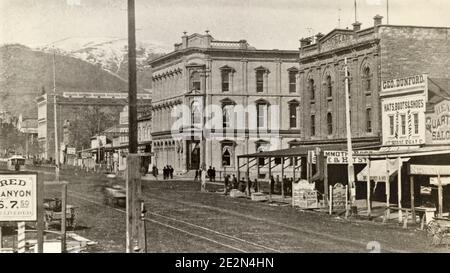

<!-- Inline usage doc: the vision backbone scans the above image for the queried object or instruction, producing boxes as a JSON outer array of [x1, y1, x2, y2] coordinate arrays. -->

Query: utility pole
[[386, 0, 390, 24], [52, 47, 60, 181], [126, 0, 146, 253], [344, 58, 356, 214]]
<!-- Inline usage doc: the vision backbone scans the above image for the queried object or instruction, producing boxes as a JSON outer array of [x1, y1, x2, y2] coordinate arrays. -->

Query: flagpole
[[387, 0, 390, 24], [344, 58, 356, 214]]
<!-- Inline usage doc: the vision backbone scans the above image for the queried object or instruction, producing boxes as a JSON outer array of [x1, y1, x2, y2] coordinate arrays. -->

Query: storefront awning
[[356, 158, 409, 182]]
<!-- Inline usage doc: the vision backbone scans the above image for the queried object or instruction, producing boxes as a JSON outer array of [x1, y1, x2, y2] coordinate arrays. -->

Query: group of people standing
[[163, 165, 174, 180], [223, 174, 258, 195]]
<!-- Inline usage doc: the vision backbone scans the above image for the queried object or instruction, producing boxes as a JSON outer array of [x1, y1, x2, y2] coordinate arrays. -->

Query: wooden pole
[[329, 185, 333, 215], [345, 185, 349, 219], [0, 225, 2, 249], [386, 157, 390, 220], [126, 154, 145, 253], [367, 159, 371, 217], [17, 222, 26, 253], [293, 157, 296, 183], [269, 157, 272, 202], [37, 174, 44, 253], [324, 156, 328, 205], [61, 183, 67, 253], [438, 172, 443, 218], [237, 157, 241, 186], [410, 175, 415, 224], [246, 157, 250, 197], [397, 157, 402, 223], [281, 157, 285, 199], [127, 0, 138, 154]]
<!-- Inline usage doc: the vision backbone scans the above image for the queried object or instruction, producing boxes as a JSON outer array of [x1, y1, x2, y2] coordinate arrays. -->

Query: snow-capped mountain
[[36, 37, 169, 74]]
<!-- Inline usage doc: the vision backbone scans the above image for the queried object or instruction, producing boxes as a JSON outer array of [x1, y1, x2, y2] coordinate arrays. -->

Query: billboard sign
[[0, 173, 37, 222], [426, 99, 450, 145]]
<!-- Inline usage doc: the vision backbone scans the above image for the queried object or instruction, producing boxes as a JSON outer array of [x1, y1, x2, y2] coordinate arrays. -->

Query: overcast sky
[[1, 0, 449, 50]]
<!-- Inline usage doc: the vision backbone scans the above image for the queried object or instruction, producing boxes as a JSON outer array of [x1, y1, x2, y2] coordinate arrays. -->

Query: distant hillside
[[0, 44, 138, 117], [36, 37, 167, 90]]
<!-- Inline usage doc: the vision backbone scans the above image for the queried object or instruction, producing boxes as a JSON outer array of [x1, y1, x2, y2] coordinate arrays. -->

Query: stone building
[[150, 32, 299, 173], [296, 15, 450, 149]]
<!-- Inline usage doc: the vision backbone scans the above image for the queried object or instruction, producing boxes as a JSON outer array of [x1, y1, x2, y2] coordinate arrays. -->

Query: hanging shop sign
[[67, 147, 76, 155], [426, 99, 450, 145], [292, 180, 318, 209], [430, 177, 450, 186], [0, 173, 37, 222], [381, 94, 427, 146]]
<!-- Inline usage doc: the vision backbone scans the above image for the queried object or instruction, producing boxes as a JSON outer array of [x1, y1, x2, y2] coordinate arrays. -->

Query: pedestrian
[[254, 178, 258, 192], [163, 166, 167, 180], [247, 178, 252, 195], [212, 167, 216, 182], [169, 165, 174, 179], [270, 175, 275, 194], [207, 166, 212, 182], [232, 174, 238, 189], [224, 175, 230, 195], [194, 169, 199, 182]]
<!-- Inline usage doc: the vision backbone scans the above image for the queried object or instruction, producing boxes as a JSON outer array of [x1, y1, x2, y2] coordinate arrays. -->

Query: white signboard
[[430, 177, 450, 186], [381, 94, 427, 146], [382, 74, 426, 93], [310, 150, 371, 165], [67, 147, 76, 155], [292, 180, 318, 209], [426, 99, 450, 145], [0, 173, 37, 222], [410, 165, 450, 176]]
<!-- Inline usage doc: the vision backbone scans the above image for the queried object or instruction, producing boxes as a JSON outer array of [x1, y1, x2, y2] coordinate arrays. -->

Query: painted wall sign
[[0, 173, 37, 222], [426, 99, 450, 145], [381, 94, 426, 146], [382, 74, 426, 93], [310, 150, 371, 165]]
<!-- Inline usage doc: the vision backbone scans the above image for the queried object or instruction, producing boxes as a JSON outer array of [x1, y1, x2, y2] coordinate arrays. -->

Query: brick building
[[296, 15, 450, 149], [150, 32, 299, 173]]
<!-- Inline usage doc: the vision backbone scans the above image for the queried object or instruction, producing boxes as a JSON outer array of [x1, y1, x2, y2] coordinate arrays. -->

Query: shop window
[[401, 114, 406, 135], [414, 113, 419, 135], [389, 115, 395, 136]]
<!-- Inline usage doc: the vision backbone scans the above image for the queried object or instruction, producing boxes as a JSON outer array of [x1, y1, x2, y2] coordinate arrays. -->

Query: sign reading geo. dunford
[[382, 74, 426, 92], [0, 174, 37, 222]]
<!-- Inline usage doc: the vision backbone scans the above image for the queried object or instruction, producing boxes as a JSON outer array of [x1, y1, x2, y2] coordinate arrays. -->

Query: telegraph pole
[[126, 0, 146, 253], [52, 47, 60, 181], [344, 58, 356, 213]]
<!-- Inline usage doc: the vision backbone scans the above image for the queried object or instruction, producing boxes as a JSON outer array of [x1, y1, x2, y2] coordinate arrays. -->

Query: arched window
[[308, 78, 315, 100], [191, 101, 202, 126], [327, 113, 333, 135], [326, 75, 332, 98], [363, 66, 372, 91], [190, 71, 201, 91], [256, 70, 265, 93], [289, 102, 299, 129], [256, 102, 269, 129], [221, 70, 231, 92], [222, 145, 233, 167], [366, 108, 372, 133], [310, 115, 316, 136], [289, 71, 297, 93]]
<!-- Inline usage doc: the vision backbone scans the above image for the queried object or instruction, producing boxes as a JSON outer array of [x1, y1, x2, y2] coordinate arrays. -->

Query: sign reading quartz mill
[[426, 99, 450, 145], [0, 174, 37, 221]]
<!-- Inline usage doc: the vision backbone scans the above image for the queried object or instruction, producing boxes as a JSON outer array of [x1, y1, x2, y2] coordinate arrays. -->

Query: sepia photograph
[[0, 0, 450, 264]]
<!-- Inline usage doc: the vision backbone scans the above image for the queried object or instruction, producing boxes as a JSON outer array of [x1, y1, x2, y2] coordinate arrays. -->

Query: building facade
[[296, 15, 450, 149], [150, 32, 299, 173]]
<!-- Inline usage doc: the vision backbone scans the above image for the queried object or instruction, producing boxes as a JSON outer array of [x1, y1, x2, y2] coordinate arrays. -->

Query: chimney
[[374, 15, 383, 26], [352, 21, 362, 31], [315, 33, 324, 42], [300, 38, 312, 48], [205, 30, 212, 47], [182, 31, 188, 48]]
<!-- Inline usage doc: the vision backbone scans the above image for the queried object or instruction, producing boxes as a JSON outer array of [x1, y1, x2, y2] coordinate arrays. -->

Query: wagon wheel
[[427, 220, 443, 246]]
